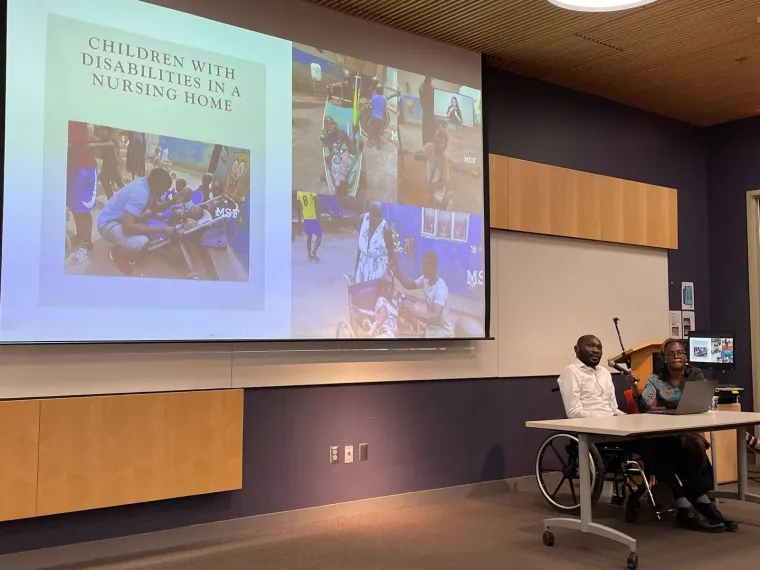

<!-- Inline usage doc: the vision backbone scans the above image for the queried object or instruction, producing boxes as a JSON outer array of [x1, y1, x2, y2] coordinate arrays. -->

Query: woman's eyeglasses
[[664, 350, 686, 358]]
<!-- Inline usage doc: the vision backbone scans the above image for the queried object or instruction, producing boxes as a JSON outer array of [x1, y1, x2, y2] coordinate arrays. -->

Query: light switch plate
[[359, 443, 368, 461], [344, 445, 354, 464]]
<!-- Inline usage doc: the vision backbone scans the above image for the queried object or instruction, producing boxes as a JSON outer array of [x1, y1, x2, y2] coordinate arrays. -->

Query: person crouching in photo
[[395, 251, 454, 338], [96, 168, 178, 276]]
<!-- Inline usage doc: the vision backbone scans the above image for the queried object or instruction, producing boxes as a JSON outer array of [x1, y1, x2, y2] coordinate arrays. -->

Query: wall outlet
[[359, 443, 368, 461], [330, 446, 339, 464], [344, 445, 354, 464]]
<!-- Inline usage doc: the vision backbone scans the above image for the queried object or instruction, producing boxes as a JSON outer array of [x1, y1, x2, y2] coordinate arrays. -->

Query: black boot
[[695, 501, 738, 532], [676, 506, 725, 533]]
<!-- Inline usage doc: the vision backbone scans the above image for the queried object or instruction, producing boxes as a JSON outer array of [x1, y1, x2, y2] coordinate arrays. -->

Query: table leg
[[737, 425, 747, 501], [579, 433, 591, 531], [543, 434, 637, 555], [710, 431, 718, 491]]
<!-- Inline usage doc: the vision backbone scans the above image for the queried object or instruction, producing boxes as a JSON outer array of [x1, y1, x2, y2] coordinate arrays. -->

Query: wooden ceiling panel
[[305, 0, 760, 125]]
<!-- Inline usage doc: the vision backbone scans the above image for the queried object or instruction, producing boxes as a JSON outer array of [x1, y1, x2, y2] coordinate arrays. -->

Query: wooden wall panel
[[506, 157, 551, 235], [574, 171, 602, 241], [0, 400, 40, 521], [599, 177, 625, 244], [36, 390, 243, 517], [489, 154, 509, 229], [490, 156, 678, 250], [620, 180, 647, 246]]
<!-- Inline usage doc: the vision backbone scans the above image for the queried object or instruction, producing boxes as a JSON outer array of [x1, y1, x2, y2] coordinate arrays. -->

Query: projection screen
[[2, 0, 487, 342]]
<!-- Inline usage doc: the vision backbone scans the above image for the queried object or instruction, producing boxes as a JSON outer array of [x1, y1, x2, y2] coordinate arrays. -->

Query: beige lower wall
[[0, 239, 499, 400]]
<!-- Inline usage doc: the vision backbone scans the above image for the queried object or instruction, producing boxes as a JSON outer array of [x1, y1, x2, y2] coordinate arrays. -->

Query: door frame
[[746, 190, 760, 413]]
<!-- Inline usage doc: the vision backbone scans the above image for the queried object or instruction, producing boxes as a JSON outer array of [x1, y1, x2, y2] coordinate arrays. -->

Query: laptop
[[646, 380, 718, 415]]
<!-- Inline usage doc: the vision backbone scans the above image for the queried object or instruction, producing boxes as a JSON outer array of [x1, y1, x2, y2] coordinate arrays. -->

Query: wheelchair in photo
[[145, 195, 240, 279], [335, 274, 424, 338], [535, 387, 666, 526]]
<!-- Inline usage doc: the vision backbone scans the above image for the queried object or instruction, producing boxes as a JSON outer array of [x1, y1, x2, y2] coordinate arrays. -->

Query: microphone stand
[[613, 317, 632, 370]]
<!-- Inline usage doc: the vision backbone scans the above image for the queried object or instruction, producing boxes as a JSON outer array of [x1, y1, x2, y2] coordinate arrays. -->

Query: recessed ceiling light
[[548, 0, 657, 12]]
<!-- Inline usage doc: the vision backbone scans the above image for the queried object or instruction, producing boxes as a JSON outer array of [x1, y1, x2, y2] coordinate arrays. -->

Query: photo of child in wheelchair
[[144, 184, 241, 280], [336, 273, 424, 339]]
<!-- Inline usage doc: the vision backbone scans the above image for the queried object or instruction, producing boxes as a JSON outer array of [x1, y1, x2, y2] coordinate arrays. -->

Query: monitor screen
[[686, 332, 735, 370], [2, 0, 487, 343]]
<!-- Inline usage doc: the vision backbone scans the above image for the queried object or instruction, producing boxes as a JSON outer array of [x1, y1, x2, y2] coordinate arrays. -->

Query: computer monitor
[[686, 331, 735, 371]]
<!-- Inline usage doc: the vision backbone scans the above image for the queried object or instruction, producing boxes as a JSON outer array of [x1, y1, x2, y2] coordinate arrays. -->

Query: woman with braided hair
[[626, 338, 738, 533]]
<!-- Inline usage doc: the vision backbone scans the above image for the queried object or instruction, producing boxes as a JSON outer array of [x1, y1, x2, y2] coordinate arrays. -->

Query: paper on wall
[[682, 311, 695, 337], [681, 282, 695, 310], [669, 311, 683, 339]]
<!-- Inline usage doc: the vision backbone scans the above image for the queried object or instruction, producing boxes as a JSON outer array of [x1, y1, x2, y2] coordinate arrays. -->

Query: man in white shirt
[[557, 335, 625, 418], [396, 252, 454, 338]]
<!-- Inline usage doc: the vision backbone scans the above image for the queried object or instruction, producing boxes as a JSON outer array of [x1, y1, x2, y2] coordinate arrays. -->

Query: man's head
[[201, 173, 213, 188], [368, 201, 383, 225], [146, 168, 173, 198], [422, 251, 438, 281], [574, 335, 602, 368], [375, 83, 384, 95], [176, 179, 191, 200], [662, 338, 687, 373]]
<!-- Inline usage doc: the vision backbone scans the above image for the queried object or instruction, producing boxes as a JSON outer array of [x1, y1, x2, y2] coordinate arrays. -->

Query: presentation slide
[[2, 0, 486, 343], [689, 336, 734, 365]]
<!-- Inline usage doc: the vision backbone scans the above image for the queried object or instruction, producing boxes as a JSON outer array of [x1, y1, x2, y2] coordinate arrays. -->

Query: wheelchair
[[335, 275, 424, 339], [535, 388, 665, 524]]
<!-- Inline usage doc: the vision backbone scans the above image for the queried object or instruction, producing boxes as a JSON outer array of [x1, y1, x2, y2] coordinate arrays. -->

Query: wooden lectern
[[608, 341, 663, 390]]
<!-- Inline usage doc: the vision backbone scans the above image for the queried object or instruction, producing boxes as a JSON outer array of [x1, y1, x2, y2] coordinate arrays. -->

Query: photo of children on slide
[[64, 121, 251, 281], [291, 196, 486, 339], [394, 70, 483, 213], [291, 43, 399, 203]]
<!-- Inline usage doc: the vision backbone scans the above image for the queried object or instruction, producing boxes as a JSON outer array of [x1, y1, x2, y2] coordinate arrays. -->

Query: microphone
[[609, 361, 627, 374], [608, 360, 639, 388]]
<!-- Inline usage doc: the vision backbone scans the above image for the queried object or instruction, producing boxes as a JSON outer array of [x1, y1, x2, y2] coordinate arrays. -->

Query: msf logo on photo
[[467, 269, 485, 290], [215, 206, 240, 219]]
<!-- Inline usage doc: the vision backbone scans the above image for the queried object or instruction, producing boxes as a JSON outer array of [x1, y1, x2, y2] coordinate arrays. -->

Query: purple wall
[[485, 71, 710, 316], [706, 116, 760, 401], [0, 68, 714, 555]]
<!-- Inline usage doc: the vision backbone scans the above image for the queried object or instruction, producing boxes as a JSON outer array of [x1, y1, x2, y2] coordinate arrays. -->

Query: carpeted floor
[[53, 488, 760, 570]]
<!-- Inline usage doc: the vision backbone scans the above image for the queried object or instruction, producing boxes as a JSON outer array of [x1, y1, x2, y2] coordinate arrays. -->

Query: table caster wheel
[[542, 530, 555, 547], [627, 552, 638, 569]]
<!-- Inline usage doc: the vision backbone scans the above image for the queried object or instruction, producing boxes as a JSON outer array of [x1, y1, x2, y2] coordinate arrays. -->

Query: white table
[[526, 411, 760, 569]]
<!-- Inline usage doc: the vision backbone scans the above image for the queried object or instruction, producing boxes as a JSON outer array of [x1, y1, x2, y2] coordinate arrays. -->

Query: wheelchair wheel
[[536, 433, 604, 513]]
